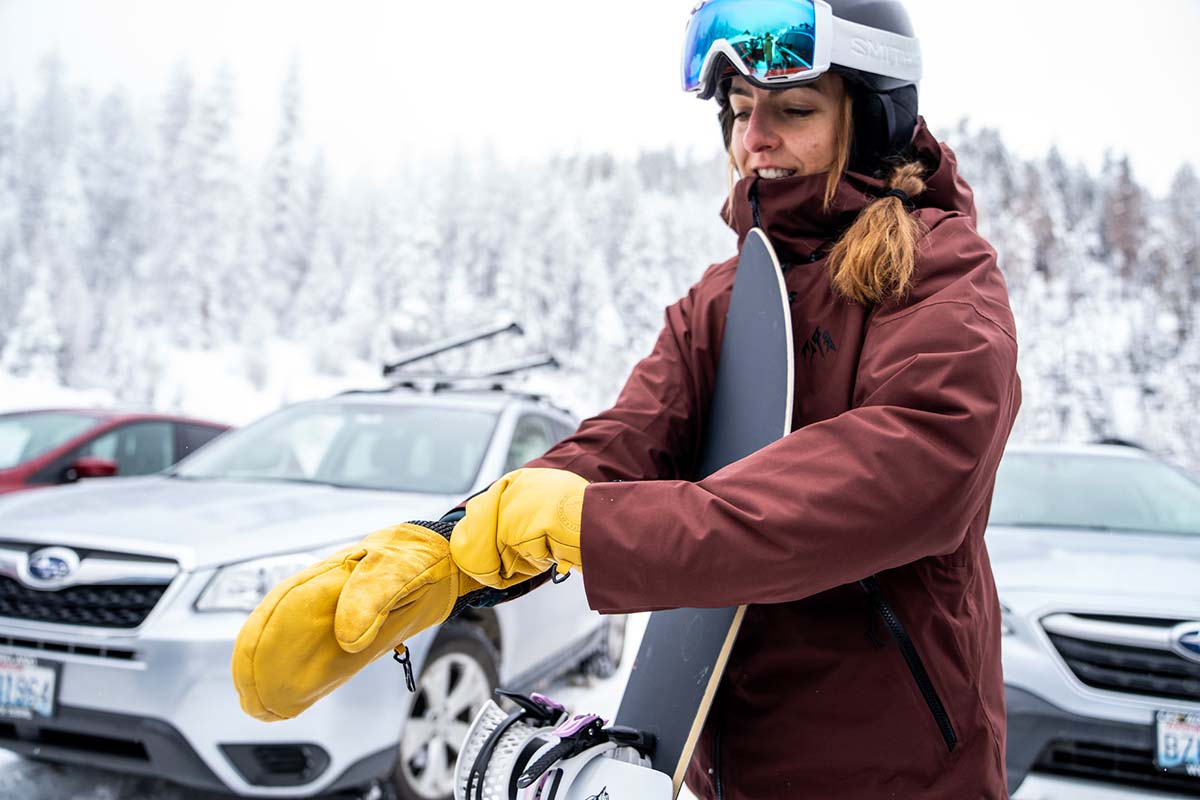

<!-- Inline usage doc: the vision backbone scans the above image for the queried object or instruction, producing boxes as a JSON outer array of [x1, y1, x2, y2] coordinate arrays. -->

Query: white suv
[[0, 386, 621, 799], [991, 443, 1200, 797]]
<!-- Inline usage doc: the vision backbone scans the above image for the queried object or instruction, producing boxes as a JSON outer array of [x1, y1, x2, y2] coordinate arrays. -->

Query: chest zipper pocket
[[860, 576, 958, 753]]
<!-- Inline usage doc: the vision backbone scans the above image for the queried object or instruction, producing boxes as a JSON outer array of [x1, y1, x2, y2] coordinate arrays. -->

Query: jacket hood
[[723, 118, 977, 263]]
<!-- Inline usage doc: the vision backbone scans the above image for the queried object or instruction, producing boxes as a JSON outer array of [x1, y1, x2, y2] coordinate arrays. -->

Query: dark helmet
[[827, 0, 920, 173]]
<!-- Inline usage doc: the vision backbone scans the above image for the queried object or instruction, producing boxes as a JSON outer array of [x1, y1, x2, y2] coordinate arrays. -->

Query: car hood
[[0, 476, 460, 570], [988, 524, 1200, 602]]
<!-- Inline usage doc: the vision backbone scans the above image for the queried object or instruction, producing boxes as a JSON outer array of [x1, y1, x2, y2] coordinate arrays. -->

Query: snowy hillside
[[1, 62, 1198, 467]]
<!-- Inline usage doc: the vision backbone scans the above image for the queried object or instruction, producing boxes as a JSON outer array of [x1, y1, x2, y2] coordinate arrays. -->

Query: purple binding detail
[[554, 713, 604, 737], [531, 693, 566, 713]]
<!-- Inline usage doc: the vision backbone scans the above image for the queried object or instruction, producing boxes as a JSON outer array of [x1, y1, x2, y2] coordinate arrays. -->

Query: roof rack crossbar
[[385, 354, 560, 384], [481, 353, 560, 378], [382, 320, 523, 377]]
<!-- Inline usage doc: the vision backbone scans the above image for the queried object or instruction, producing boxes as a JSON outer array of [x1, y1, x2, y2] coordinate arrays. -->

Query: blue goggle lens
[[682, 0, 819, 93]]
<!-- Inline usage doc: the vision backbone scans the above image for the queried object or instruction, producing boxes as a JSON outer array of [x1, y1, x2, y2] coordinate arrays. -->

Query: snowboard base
[[612, 227, 794, 795]]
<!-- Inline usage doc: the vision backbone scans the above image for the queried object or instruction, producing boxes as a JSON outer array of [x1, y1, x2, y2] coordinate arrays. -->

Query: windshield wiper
[[165, 474, 331, 487]]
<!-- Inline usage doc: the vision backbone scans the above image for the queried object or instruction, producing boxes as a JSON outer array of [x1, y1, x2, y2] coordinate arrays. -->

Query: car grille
[[0, 633, 139, 661], [1048, 634, 1200, 702], [0, 719, 149, 762], [1034, 739, 1200, 796], [0, 576, 168, 629], [1042, 613, 1200, 703]]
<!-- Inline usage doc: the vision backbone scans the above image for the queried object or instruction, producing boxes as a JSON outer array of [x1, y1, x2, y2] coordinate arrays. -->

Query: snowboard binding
[[454, 689, 672, 799]]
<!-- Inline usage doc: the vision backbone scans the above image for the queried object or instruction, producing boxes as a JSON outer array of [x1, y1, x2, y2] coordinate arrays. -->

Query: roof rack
[[389, 354, 560, 385], [378, 321, 561, 398], [382, 320, 523, 377]]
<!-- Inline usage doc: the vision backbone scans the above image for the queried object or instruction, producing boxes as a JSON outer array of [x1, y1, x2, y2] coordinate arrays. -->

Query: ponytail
[[827, 160, 926, 305]]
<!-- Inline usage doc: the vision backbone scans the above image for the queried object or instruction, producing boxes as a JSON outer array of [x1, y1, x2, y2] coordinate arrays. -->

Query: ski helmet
[[683, 0, 922, 174]]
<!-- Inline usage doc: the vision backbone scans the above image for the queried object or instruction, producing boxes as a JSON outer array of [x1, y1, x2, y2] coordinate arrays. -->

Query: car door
[[73, 421, 175, 477], [27, 421, 176, 484], [497, 413, 598, 681]]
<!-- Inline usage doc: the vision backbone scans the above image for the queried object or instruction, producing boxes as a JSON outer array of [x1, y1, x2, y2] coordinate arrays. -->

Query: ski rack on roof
[[388, 354, 561, 393], [382, 320, 524, 377], [374, 321, 562, 400]]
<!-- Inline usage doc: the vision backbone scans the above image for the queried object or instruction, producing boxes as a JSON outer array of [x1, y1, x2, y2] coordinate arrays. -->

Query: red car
[[0, 409, 231, 495]]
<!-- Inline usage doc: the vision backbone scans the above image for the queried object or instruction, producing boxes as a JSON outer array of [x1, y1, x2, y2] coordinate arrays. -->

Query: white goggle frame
[[688, 0, 923, 96]]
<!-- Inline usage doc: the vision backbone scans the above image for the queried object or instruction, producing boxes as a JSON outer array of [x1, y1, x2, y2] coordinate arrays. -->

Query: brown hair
[[719, 88, 926, 305]]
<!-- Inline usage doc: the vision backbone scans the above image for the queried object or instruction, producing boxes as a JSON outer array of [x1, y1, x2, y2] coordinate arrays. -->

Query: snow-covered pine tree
[[289, 153, 346, 341], [1163, 165, 1200, 341], [0, 85, 25, 349], [39, 158, 94, 382], [78, 89, 147, 300], [135, 63, 195, 326], [1, 258, 63, 380], [15, 56, 73, 252], [1099, 153, 1148, 284], [260, 59, 316, 329], [176, 66, 244, 345]]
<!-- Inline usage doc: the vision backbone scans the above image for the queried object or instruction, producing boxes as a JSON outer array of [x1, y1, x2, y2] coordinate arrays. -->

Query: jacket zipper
[[714, 722, 724, 800], [860, 577, 958, 752], [711, 685, 726, 800]]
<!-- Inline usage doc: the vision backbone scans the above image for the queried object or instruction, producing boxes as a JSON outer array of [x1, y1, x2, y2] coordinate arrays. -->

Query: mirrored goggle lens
[[682, 0, 819, 92]]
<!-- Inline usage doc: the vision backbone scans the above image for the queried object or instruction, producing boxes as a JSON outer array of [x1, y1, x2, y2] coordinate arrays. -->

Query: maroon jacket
[[528, 122, 1020, 799]]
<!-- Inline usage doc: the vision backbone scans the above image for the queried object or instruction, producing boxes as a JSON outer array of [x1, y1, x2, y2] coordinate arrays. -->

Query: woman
[[234, 1, 1019, 797]]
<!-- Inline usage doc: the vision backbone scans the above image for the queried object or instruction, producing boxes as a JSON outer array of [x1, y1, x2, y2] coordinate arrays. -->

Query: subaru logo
[[24, 547, 80, 589], [1171, 623, 1200, 665]]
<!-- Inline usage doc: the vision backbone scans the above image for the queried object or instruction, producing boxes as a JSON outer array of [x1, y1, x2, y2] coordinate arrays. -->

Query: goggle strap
[[830, 16, 923, 83]]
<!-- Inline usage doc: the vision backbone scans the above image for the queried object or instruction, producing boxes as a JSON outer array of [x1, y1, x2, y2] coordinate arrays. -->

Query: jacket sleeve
[[525, 268, 726, 483], [579, 221, 1021, 613]]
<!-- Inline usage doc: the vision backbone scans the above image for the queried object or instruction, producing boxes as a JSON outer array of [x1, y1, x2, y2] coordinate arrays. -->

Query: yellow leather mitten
[[451, 468, 588, 590], [232, 521, 481, 722]]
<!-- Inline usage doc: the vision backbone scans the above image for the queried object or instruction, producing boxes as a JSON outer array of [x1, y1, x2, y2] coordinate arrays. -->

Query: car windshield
[[0, 412, 101, 469], [990, 452, 1200, 536], [172, 403, 497, 494]]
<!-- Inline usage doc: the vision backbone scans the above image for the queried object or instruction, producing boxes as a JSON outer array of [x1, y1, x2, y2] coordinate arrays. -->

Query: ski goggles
[[681, 0, 922, 98]]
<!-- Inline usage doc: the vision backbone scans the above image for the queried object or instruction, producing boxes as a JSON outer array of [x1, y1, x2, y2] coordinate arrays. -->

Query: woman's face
[[727, 73, 845, 180]]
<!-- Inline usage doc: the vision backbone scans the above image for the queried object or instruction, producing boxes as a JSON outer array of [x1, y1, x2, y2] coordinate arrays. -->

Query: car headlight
[[195, 551, 330, 613], [999, 601, 1017, 636]]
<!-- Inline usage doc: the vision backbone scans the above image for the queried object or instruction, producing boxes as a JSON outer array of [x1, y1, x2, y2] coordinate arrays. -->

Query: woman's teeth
[[757, 168, 797, 179]]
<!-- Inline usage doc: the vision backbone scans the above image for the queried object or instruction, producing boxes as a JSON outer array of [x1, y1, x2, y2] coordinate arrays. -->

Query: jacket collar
[[723, 119, 977, 264]]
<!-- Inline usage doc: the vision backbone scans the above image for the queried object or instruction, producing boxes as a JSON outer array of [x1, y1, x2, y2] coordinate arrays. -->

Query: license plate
[[0, 651, 58, 721], [1157, 710, 1200, 777]]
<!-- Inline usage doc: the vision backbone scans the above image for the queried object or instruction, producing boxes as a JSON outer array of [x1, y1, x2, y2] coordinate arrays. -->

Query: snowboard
[[612, 227, 794, 795]]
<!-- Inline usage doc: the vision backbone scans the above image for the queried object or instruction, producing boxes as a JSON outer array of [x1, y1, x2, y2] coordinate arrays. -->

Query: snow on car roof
[[328, 387, 529, 413]]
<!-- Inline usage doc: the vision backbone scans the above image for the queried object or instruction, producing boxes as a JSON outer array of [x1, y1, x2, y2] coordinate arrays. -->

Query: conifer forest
[[2, 60, 1199, 469]]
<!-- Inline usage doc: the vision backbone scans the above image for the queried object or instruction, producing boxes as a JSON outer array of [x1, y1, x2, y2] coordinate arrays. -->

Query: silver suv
[[0, 385, 621, 799], [991, 443, 1200, 797]]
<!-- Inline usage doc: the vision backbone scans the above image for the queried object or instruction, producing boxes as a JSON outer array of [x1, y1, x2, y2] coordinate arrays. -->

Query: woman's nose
[[742, 107, 780, 153]]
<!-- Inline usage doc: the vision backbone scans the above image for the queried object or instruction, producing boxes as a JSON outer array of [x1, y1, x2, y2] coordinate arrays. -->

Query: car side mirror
[[65, 456, 119, 482]]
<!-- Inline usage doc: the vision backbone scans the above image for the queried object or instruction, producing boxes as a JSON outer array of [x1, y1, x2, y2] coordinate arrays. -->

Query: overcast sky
[[1, 0, 1197, 193]]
